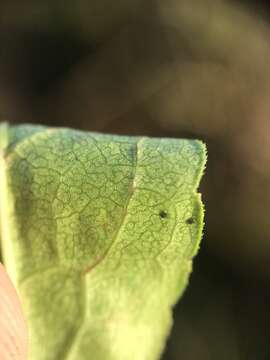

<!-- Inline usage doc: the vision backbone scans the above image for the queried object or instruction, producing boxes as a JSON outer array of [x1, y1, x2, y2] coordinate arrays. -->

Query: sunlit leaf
[[0, 123, 206, 360]]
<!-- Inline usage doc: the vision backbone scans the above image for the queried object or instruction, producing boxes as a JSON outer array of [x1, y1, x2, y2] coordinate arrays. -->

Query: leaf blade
[[0, 124, 206, 360]]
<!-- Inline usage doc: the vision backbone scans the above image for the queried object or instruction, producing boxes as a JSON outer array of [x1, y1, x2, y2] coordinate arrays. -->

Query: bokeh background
[[1, 0, 270, 358]]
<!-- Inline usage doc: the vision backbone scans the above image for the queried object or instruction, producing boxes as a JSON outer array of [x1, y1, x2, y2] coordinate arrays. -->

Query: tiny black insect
[[159, 210, 168, 219], [186, 217, 194, 225]]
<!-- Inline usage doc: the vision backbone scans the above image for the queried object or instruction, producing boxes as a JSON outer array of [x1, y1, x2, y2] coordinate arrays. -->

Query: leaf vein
[[62, 137, 144, 360]]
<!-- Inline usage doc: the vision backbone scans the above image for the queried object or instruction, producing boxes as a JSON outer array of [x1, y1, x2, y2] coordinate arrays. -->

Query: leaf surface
[[0, 124, 206, 360]]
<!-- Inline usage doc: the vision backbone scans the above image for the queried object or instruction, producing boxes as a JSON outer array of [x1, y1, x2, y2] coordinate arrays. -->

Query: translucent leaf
[[0, 123, 206, 360]]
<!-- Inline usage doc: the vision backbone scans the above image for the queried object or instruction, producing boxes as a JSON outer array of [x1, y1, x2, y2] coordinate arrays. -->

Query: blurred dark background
[[1, 0, 270, 358]]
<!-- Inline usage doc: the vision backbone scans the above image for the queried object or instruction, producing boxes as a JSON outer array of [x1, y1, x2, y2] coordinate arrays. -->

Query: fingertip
[[0, 263, 28, 359]]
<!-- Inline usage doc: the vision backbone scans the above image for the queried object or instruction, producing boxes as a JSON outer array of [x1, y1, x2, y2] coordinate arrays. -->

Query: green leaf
[[0, 123, 206, 360]]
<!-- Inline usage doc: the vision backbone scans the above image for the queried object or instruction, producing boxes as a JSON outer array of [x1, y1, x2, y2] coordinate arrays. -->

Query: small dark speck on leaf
[[186, 217, 194, 225], [159, 210, 168, 219]]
